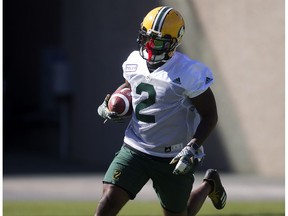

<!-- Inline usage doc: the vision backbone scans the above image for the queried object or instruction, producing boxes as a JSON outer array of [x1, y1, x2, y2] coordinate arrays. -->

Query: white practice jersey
[[122, 51, 214, 158]]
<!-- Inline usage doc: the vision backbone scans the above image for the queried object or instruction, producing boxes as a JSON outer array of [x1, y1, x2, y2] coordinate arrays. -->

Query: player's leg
[[149, 157, 194, 216], [94, 145, 150, 216], [186, 181, 211, 216], [95, 183, 130, 216], [187, 169, 227, 216]]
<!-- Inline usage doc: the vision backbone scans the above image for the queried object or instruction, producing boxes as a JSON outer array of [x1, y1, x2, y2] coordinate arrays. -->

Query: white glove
[[97, 94, 124, 123], [170, 144, 205, 175]]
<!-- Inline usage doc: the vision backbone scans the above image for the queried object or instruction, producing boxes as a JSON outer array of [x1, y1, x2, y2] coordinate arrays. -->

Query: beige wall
[[163, 0, 284, 176]]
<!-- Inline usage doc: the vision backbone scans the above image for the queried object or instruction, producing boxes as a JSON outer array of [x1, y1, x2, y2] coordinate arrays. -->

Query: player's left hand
[[170, 144, 205, 175]]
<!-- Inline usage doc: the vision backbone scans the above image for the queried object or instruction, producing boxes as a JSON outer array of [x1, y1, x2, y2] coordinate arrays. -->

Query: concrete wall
[[164, 0, 284, 176]]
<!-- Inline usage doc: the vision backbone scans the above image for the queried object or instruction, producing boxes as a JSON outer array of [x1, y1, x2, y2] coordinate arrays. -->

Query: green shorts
[[103, 144, 196, 213]]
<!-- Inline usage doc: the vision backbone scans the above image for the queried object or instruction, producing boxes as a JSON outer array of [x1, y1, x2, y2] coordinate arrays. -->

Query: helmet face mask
[[137, 6, 185, 63], [138, 29, 176, 62]]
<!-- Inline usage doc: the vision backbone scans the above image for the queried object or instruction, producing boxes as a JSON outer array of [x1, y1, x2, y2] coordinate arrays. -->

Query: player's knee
[[95, 184, 130, 216]]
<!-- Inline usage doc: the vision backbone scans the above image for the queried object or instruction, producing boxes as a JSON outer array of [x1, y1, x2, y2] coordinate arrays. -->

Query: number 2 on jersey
[[135, 83, 156, 123]]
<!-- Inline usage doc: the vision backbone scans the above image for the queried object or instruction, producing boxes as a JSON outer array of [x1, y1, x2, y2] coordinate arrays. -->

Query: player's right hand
[[170, 145, 205, 175], [97, 94, 124, 123]]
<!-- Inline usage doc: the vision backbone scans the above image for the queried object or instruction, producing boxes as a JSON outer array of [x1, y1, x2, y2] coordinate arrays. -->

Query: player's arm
[[170, 87, 218, 174], [189, 87, 218, 146], [115, 80, 131, 91]]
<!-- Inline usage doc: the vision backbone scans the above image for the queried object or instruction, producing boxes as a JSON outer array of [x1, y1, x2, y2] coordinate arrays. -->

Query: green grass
[[3, 200, 285, 216]]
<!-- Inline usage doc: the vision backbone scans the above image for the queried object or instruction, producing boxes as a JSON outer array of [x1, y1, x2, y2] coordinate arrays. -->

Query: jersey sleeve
[[122, 51, 139, 81], [183, 62, 214, 98]]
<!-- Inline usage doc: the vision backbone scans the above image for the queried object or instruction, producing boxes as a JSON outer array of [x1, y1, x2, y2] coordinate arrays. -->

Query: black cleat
[[203, 169, 227, 209]]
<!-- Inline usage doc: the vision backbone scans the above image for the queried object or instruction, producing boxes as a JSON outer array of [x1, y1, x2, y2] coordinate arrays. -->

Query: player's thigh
[[151, 159, 195, 213], [103, 145, 150, 199]]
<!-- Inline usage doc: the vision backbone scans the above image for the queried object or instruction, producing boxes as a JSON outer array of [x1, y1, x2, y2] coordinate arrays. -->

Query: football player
[[97, 6, 227, 216]]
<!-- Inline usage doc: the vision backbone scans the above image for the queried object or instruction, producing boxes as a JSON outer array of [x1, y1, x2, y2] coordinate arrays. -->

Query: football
[[108, 88, 133, 116]]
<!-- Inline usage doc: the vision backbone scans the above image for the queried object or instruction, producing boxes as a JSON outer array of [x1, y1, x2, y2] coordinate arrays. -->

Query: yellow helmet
[[137, 6, 185, 63]]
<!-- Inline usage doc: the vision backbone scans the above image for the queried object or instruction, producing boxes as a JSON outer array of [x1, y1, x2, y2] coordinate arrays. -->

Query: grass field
[[3, 200, 285, 216]]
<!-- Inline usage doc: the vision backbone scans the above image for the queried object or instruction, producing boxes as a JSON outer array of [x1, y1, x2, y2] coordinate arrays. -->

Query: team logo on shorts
[[113, 170, 122, 180]]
